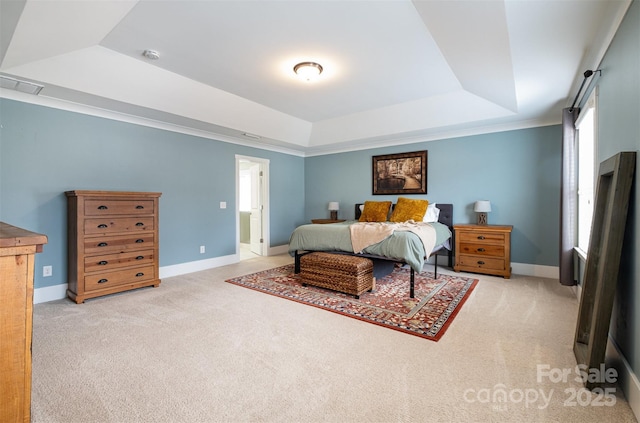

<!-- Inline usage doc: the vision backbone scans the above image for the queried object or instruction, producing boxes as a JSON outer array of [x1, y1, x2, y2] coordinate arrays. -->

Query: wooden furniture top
[[0, 222, 48, 250], [453, 224, 513, 231], [311, 219, 346, 224], [65, 190, 162, 198]]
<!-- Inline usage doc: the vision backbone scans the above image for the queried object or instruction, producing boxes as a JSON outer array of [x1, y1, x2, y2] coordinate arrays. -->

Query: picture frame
[[372, 150, 427, 195]]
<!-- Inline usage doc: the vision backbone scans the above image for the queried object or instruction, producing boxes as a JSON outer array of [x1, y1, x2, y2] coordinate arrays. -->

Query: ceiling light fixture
[[293, 62, 323, 81], [143, 49, 160, 60]]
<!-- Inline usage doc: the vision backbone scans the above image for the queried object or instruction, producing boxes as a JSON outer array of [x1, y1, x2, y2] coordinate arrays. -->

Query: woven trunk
[[300, 252, 374, 298]]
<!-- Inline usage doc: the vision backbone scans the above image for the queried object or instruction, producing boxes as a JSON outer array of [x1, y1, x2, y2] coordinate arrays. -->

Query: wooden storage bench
[[299, 252, 374, 298]]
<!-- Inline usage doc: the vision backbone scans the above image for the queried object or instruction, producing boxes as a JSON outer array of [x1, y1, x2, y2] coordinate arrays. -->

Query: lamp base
[[330, 210, 338, 220], [477, 212, 488, 225]]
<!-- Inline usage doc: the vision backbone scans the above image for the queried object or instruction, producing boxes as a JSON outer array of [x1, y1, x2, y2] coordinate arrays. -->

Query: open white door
[[237, 155, 269, 259], [249, 162, 263, 256]]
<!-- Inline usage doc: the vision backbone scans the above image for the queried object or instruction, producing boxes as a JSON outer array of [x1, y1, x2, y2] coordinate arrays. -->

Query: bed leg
[[295, 251, 301, 274], [410, 268, 415, 298], [435, 254, 438, 279]]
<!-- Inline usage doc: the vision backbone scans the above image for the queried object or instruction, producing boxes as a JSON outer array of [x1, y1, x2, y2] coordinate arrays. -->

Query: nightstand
[[311, 219, 346, 224], [453, 224, 513, 278]]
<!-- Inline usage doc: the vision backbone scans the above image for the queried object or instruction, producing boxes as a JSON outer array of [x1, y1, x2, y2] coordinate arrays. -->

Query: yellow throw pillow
[[359, 201, 392, 222], [389, 197, 429, 222]]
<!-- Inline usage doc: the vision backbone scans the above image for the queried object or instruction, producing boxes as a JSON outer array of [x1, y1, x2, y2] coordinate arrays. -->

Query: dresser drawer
[[459, 231, 505, 244], [458, 242, 504, 257], [84, 199, 155, 216], [84, 265, 156, 292], [84, 217, 154, 235], [84, 233, 155, 255], [84, 250, 154, 273], [458, 255, 505, 271]]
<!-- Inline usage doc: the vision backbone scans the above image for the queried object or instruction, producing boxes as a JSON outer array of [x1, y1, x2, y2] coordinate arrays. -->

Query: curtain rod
[[569, 69, 601, 112]]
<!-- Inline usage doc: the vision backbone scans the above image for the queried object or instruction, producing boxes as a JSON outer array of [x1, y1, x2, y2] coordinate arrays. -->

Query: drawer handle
[[98, 242, 108, 247], [97, 224, 108, 229], [477, 261, 485, 265], [135, 239, 144, 243], [135, 272, 144, 277], [98, 205, 108, 210], [136, 256, 144, 260], [477, 248, 485, 252], [477, 236, 485, 240], [136, 205, 145, 209], [135, 222, 144, 227], [98, 260, 108, 265], [98, 278, 108, 284]]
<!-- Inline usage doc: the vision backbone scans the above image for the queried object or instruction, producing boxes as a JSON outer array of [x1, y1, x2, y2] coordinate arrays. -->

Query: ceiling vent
[[0, 75, 44, 95], [242, 132, 261, 140]]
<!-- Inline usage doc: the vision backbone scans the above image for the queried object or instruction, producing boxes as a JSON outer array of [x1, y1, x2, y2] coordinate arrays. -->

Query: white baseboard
[[33, 283, 69, 304], [158, 245, 289, 278], [159, 254, 237, 278], [268, 244, 289, 256], [607, 335, 640, 420], [32, 246, 293, 304], [511, 262, 559, 279]]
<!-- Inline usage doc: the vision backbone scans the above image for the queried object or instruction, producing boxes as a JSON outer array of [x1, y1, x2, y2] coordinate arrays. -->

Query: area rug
[[225, 264, 478, 341]]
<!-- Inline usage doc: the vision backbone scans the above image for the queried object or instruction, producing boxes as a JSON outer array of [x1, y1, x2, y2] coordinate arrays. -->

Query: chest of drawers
[[66, 190, 161, 303], [453, 224, 513, 278]]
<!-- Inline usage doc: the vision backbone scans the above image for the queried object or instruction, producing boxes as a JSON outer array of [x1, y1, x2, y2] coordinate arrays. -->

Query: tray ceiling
[[0, 0, 630, 155]]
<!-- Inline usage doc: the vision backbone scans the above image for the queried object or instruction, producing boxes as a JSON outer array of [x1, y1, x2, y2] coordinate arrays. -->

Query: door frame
[[235, 155, 270, 258]]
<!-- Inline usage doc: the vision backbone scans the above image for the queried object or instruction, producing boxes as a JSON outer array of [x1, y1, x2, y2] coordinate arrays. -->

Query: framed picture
[[372, 150, 427, 195]]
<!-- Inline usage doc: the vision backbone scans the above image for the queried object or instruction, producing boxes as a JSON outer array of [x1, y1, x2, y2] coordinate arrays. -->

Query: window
[[575, 88, 598, 253]]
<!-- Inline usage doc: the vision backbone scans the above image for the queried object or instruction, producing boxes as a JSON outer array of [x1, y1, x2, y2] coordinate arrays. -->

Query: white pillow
[[422, 203, 440, 223]]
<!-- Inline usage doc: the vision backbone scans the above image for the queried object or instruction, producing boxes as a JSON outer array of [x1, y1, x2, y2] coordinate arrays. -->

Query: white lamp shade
[[328, 202, 339, 211], [474, 200, 492, 213]]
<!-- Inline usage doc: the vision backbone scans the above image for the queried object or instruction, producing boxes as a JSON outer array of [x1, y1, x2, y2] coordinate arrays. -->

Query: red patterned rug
[[225, 264, 477, 341]]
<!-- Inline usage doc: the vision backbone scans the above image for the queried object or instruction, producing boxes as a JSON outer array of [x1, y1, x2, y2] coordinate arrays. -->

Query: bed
[[289, 203, 453, 298]]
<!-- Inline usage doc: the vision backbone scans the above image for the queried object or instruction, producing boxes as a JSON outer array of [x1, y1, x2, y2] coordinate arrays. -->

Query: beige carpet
[[31, 254, 637, 422]]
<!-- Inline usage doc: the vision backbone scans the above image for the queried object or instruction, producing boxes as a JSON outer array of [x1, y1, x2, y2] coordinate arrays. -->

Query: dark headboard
[[436, 204, 453, 229], [354, 203, 453, 230]]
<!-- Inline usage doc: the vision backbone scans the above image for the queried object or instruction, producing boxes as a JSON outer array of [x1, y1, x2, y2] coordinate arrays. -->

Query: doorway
[[236, 155, 269, 261]]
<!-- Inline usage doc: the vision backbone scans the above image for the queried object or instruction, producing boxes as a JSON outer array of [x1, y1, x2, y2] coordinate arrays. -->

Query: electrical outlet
[[220, 201, 227, 209], [43, 265, 52, 277], [200, 245, 205, 254]]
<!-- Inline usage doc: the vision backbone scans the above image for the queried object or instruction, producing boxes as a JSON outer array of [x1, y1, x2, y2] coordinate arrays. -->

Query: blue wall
[[0, 99, 305, 289], [596, 0, 640, 384], [305, 125, 562, 267], [0, 97, 563, 292]]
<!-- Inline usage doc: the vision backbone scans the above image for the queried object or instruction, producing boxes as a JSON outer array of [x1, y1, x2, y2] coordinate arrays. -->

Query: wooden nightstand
[[311, 219, 346, 224], [453, 224, 513, 278]]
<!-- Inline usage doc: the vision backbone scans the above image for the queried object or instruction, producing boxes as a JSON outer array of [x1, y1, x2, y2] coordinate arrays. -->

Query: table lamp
[[474, 200, 491, 225], [328, 202, 339, 220]]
